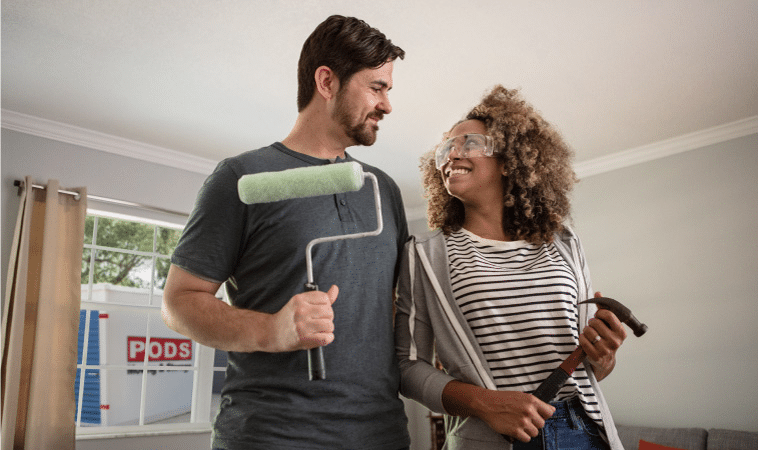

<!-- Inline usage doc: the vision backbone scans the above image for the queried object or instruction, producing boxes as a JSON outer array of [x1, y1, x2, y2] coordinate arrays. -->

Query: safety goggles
[[434, 133, 497, 169]]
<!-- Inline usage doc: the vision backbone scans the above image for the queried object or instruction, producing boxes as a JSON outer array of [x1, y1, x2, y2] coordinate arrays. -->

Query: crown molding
[[574, 115, 758, 179], [1, 109, 218, 175], [4, 109, 756, 180]]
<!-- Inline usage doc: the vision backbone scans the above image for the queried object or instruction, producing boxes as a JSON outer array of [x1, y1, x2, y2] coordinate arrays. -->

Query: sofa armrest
[[707, 429, 758, 450]]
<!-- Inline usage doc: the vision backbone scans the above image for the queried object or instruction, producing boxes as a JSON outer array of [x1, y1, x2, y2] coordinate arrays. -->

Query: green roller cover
[[238, 161, 365, 204]]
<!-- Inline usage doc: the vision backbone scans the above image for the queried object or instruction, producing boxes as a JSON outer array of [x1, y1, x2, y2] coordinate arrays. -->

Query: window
[[76, 212, 225, 438]]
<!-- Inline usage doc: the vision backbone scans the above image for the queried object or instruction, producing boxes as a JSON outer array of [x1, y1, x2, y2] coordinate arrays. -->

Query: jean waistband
[[548, 395, 584, 420]]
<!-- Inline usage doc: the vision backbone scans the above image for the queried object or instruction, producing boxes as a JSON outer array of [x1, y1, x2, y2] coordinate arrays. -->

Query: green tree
[[81, 216, 181, 289]]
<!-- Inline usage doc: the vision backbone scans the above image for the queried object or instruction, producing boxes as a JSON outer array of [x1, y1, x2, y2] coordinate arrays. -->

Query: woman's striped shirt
[[447, 229, 602, 425]]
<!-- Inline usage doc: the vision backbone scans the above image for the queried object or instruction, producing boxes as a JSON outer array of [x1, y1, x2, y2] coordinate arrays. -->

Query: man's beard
[[334, 94, 382, 146]]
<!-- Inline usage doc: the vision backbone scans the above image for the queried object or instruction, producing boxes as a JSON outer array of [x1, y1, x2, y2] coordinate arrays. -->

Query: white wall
[[571, 133, 758, 432]]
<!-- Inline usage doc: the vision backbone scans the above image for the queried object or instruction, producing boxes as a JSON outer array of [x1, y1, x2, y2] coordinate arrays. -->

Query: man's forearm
[[161, 288, 273, 352], [161, 265, 274, 352], [162, 264, 338, 354]]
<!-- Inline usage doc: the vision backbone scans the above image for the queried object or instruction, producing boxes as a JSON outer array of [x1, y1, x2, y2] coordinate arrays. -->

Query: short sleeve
[[171, 161, 247, 283]]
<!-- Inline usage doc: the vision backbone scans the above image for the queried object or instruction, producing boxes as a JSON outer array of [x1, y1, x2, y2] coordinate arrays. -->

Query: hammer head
[[579, 297, 648, 337]]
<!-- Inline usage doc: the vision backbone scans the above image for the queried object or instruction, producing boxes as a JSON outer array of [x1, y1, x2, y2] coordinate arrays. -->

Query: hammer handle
[[532, 297, 648, 402], [532, 346, 586, 402]]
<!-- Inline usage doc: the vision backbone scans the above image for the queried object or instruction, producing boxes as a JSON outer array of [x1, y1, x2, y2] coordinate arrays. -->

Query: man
[[161, 15, 409, 450]]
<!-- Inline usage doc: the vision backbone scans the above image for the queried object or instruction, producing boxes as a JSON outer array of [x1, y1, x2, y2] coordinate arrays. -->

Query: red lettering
[[127, 337, 193, 362], [179, 342, 191, 359]]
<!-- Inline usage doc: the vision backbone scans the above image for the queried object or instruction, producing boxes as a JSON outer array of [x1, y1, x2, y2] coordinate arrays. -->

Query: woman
[[395, 86, 626, 450]]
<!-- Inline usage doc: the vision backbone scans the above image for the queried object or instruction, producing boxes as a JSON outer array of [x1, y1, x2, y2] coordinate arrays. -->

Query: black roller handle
[[305, 282, 326, 381]]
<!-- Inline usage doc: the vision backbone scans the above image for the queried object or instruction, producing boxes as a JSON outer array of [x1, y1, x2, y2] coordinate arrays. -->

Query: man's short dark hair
[[296, 15, 405, 111]]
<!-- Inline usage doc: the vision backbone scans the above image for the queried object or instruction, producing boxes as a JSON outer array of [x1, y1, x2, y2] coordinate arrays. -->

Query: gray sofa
[[616, 424, 758, 450]]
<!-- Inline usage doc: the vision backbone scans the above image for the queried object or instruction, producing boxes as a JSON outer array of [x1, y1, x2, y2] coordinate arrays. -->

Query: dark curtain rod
[[13, 180, 189, 218]]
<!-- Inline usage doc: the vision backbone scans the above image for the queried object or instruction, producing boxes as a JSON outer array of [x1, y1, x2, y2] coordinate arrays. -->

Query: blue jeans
[[513, 396, 609, 450]]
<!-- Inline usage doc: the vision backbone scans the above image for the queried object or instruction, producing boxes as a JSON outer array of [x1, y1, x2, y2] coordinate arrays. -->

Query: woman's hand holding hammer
[[578, 292, 628, 381]]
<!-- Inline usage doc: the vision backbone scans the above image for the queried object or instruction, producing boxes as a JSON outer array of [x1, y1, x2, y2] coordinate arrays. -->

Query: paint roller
[[237, 161, 383, 380]]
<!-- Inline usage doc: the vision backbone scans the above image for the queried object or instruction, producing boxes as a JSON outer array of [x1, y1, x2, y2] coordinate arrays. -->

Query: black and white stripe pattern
[[447, 229, 603, 424]]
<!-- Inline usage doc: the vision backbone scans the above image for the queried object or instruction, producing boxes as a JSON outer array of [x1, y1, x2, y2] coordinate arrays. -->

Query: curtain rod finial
[[14, 179, 25, 196]]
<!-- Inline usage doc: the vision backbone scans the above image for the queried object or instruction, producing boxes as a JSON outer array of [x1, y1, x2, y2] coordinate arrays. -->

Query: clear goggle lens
[[434, 133, 496, 169]]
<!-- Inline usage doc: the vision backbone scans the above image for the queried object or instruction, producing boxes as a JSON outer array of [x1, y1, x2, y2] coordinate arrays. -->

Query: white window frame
[[76, 210, 222, 440]]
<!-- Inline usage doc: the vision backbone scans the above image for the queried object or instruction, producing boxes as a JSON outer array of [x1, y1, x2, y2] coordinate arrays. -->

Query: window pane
[[108, 310, 149, 358], [81, 248, 92, 285], [145, 366, 194, 424], [92, 249, 152, 289], [125, 315, 194, 366], [77, 213, 196, 433], [77, 310, 101, 366], [142, 313, 195, 424], [153, 256, 171, 290], [156, 227, 181, 256], [100, 368, 144, 426], [78, 309, 194, 427], [83, 216, 95, 245], [75, 368, 102, 425], [95, 217, 155, 252]]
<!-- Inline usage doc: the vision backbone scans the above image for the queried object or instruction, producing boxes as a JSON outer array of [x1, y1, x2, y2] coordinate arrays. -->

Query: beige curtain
[[2, 177, 87, 450]]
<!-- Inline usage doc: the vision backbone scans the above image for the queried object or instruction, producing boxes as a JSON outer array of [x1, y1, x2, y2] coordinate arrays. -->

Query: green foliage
[[81, 216, 182, 289]]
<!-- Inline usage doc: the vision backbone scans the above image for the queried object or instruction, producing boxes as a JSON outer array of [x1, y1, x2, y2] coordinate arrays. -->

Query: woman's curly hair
[[421, 85, 577, 244]]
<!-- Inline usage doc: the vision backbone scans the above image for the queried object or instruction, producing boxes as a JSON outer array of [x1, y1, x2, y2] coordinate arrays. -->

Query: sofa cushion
[[707, 428, 758, 450], [615, 425, 707, 450]]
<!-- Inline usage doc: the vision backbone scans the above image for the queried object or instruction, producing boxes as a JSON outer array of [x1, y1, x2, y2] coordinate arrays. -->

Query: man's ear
[[314, 66, 339, 101]]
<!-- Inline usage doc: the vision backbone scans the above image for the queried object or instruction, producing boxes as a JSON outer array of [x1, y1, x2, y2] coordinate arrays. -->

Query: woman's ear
[[314, 66, 339, 101]]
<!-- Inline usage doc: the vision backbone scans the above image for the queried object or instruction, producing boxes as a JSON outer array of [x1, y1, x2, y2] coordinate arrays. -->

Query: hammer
[[531, 297, 648, 403]]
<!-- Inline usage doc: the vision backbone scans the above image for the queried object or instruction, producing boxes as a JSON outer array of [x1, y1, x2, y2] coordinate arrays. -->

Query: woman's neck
[[462, 203, 511, 242]]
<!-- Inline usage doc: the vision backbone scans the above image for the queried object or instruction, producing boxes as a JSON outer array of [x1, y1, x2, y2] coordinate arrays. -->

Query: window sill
[[76, 423, 211, 440]]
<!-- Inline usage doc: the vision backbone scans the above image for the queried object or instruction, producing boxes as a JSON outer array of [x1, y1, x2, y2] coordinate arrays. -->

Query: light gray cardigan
[[394, 228, 624, 450]]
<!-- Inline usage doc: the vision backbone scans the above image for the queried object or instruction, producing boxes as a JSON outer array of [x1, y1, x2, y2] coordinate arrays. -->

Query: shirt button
[[340, 199, 346, 206]]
